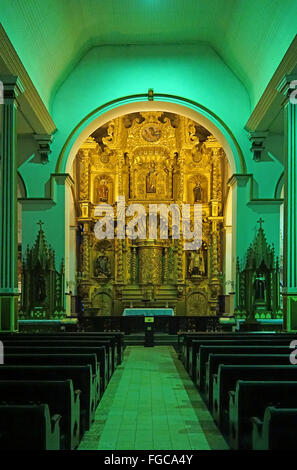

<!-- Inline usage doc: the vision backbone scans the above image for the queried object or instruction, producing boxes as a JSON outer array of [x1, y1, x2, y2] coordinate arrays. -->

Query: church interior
[[0, 0, 297, 453]]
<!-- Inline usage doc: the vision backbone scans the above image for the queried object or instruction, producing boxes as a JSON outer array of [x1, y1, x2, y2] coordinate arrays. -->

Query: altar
[[75, 112, 227, 318], [123, 308, 174, 317]]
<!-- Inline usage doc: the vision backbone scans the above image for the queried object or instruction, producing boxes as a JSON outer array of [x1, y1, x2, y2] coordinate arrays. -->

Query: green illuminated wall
[[1, 0, 296, 113]]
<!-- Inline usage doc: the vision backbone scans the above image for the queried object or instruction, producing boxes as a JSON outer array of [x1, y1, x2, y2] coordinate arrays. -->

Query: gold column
[[78, 223, 92, 308], [163, 246, 169, 283], [179, 151, 186, 201], [137, 240, 163, 285], [177, 238, 184, 282], [78, 149, 91, 218], [205, 137, 224, 314], [131, 246, 137, 284], [116, 152, 125, 197], [116, 239, 124, 283]]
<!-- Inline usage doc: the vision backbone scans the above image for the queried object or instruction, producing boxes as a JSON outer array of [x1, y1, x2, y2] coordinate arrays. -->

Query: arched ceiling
[[1, 0, 296, 112]]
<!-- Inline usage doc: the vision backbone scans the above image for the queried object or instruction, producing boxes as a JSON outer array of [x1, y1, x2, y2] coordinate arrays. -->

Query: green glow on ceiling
[[1, 0, 296, 112]]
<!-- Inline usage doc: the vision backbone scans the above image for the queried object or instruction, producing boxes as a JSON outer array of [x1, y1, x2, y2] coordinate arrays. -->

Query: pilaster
[[0, 76, 24, 331], [277, 74, 297, 330]]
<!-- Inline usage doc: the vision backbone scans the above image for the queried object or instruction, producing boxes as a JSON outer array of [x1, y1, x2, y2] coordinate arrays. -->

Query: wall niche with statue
[[93, 175, 113, 205], [187, 174, 208, 204]]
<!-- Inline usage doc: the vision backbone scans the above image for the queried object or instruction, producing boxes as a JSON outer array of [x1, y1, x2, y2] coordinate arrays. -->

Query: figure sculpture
[[193, 182, 202, 202], [189, 249, 205, 276], [98, 179, 109, 202], [95, 255, 111, 277], [254, 273, 266, 301]]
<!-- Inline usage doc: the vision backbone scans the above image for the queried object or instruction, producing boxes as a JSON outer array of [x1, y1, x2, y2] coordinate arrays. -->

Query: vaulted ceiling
[[1, 0, 296, 113]]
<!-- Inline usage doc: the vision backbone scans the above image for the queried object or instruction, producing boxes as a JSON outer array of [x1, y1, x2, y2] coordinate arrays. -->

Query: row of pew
[[0, 331, 124, 450], [179, 331, 297, 450]]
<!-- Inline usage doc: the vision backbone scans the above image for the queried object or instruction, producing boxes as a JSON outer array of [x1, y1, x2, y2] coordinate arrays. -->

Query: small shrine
[[20, 221, 65, 319], [235, 219, 282, 320]]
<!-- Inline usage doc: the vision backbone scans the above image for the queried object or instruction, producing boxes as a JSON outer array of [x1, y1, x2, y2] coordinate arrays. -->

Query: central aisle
[[79, 346, 228, 450]]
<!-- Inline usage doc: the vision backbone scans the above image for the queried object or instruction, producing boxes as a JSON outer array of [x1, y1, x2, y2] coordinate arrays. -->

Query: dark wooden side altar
[[234, 222, 282, 321], [20, 222, 65, 320]]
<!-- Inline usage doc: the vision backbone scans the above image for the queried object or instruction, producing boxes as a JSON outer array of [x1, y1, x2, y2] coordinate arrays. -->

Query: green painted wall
[[20, 179, 67, 267], [1, 0, 296, 113]]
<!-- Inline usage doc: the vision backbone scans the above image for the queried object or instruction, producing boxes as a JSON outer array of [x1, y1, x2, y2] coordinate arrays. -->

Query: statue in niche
[[189, 249, 205, 277], [35, 269, 47, 303], [146, 168, 157, 194], [254, 272, 266, 302], [193, 182, 202, 202], [94, 255, 111, 277], [98, 179, 109, 202]]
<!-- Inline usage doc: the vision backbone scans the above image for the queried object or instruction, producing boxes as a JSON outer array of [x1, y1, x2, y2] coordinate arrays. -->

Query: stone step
[[125, 333, 178, 346]]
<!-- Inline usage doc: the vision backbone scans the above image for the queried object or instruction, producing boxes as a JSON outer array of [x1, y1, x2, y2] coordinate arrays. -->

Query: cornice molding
[[0, 23, 56, 134], [52, 173, 75, 187], [276, 74, 297, 96], [18, 173, 73, 206], [245, 35, 297, 132], [228, 173, 283, 205], [1, 75, 25, 98], [228, 174, 251, 187]]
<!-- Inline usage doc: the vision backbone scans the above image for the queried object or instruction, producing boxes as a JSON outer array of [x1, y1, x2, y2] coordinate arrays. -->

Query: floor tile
[[79, 346, 228, 450]]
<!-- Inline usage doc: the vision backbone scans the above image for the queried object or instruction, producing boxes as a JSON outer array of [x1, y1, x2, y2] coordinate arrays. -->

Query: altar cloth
[[123, 308, 174, 316]]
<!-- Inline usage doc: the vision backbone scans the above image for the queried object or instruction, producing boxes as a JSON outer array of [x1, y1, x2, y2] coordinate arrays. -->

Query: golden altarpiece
[[75, 112, 228, 316]]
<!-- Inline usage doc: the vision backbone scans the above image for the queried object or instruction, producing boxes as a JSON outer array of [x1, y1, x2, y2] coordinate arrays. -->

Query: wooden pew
[[180, 333, 293, 369], [2, 338, 113, 379], [205, 354, 291, 407], [47, 332, 125, 365], [189, 338, 293, 383], [0, 379, 80, 449], [197, 345, 290, 392], [5, 332, 124, 366], [252, 407, 297, 450], [4, 345, 108, 392], [0, 404, 60, 450], [229, 381, 297, 450], [4, 353, 100, 405], [0, 365, 94, 435], [179, 332, 278, 362], [212, 365, 297, 434]]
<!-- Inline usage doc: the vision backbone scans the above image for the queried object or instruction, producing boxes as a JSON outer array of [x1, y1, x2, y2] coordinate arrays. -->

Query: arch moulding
[[56, 94, 246, 175]]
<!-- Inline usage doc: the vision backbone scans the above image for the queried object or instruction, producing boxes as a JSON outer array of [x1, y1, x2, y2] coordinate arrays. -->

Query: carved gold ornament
[[142, 124, 162, 142]]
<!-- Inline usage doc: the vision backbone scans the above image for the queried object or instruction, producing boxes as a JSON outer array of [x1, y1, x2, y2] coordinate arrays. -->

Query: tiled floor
[[79, 346, 228, 450]]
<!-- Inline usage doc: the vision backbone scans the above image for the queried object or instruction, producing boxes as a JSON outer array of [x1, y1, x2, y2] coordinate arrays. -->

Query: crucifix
[[257, 217, 264, 229], [37, 220, 44, 230]]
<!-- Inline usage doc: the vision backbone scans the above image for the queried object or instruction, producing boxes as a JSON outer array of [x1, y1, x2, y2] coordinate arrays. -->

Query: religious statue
[[188, 249, 205, 276], [146, 169, 157, 193], [254, 273, 266, 302], [193, 182, 202, 202], [94, 255, 111, 277], [35, 269, 47, 302], [98, 179, 109, 202]]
